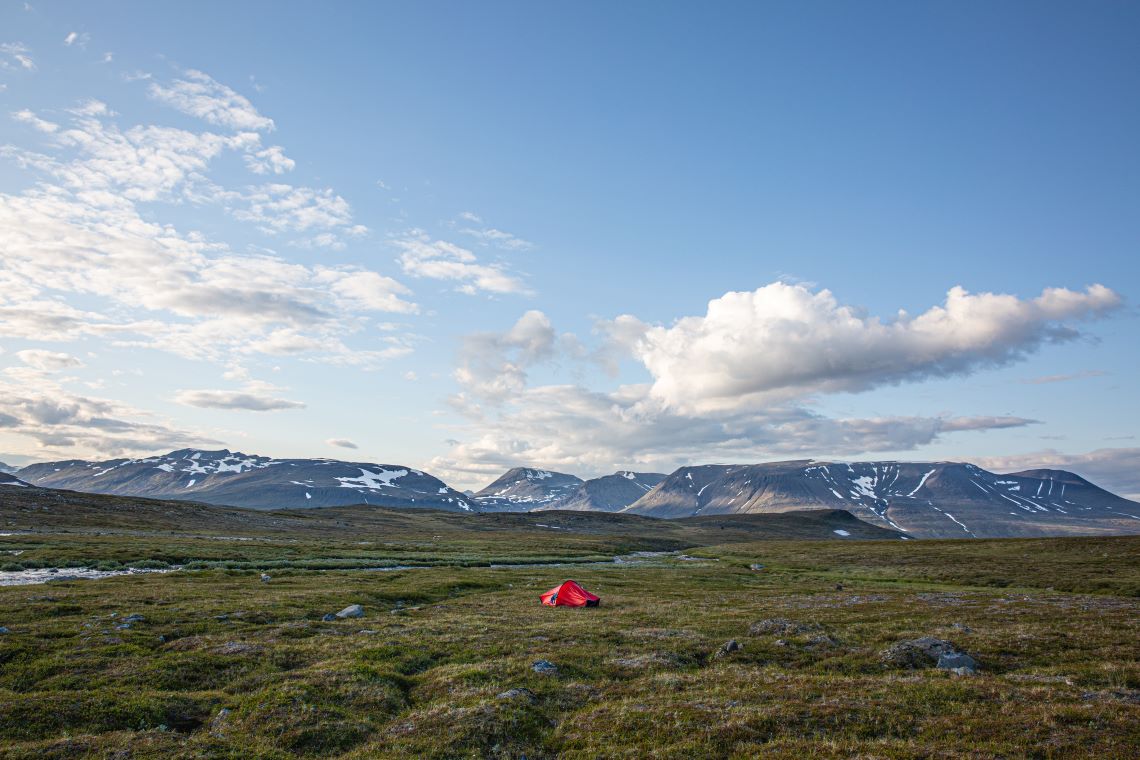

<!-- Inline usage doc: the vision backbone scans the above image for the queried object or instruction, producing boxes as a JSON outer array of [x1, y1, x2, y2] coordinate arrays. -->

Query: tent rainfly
[[540, 580, 600, 607]]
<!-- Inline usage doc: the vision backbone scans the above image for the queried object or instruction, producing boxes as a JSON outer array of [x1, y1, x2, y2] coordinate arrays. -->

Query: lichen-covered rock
[[336, 604, 364, 619], [880, 637, 960, 668], [749, 618, 819, 636], [532, 659, 558, 674]]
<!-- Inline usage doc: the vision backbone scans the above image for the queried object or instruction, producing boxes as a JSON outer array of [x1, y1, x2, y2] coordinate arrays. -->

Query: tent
[[540, 580, 600, 607]]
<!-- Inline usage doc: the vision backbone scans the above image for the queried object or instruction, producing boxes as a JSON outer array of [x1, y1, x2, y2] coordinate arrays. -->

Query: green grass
[[0, 493, 1137, 757]]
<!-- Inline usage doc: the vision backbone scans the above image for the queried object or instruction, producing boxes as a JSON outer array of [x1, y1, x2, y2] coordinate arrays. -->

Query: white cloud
[[608, 282, 1121, 413], [326, 438, 358, 449], [977, 448, 1140, 501], [461, 226, 534, 251], [432, 283, 1120, 488], [15, 349, 84, 371], [63, 32, 89, 49], [244, 144, 295, 175], [148, 69, 274, 131], [0, 42, 35, 71], [12, 109, 58, 133], [232, 183, 358, 234], [394, 230, 529, 295]]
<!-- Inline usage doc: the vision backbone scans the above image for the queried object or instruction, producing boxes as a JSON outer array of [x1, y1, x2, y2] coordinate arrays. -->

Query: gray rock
[[321, 613, 337, 622], [951, 622, 972, 633], [532, 659, 558, 674], [713, 639, 743, 658], [937, 652, 978, 672], [0, 626, 9, 634], [749, 618, 819, 636], [124, 614, 145, 623], [497, 687, 537, 702], [260, 574, 271, 583], [336, 604, 364, 619], [880, 637, 960, 669], [749, 564, 765, 571]]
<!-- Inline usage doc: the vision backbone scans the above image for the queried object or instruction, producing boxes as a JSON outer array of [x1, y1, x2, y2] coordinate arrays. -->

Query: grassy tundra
[[0, 490, 1137, 758]]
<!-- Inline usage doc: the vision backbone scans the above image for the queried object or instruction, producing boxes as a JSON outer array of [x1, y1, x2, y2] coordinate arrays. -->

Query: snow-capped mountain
[[622, 460, 1140, 538], [546, 471, 667, 512], [471, 468, 584, 511], [17, 449, 473, 511]]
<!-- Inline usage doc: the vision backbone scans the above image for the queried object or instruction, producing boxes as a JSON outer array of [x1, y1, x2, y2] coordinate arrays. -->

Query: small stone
[[532, 659, 558, 674], [357, 629, 379, 635], [321, 613, 337, 622], [336, 604, 365, 619], [124, 614, 145, 623], [0, 626, 9, 634], [115, 623, 131, 630], [497, 687, 537, 702], [260, 574, 271, 583], [749, 564, 765, 571], [951, 622, 973, 633]]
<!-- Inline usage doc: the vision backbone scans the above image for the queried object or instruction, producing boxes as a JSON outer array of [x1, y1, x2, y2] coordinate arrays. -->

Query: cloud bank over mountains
[[430, 282, 1120, 486]]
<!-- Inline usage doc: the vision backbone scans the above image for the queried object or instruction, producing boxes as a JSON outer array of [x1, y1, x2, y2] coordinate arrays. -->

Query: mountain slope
[[548, 471, 666, 512], [471, 468, 584, 511], [17, 449, 473, 511], [623, 460, 1140, 539]]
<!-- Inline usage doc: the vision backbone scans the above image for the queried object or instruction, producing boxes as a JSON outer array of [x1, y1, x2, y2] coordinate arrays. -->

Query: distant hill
[[622, 460, 1140, 538], [471, 467, 584, 511], [17, 449, 472, 511], [548, 471, 666, 512]]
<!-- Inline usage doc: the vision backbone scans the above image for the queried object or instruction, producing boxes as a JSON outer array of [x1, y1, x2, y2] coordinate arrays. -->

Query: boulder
[[880, 637, 961, 669], [336, 604, 364, 619], [937, 652, 978, 673]]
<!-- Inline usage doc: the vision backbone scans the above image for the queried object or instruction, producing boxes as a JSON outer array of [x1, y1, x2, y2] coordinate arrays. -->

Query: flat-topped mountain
[[622, 460, 1140, 538], [17, 448, 472, 511], [471, 467, 584, 511]]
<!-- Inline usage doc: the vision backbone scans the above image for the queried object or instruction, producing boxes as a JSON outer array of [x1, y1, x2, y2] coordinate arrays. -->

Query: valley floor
[[0, 516, 1137, 758]]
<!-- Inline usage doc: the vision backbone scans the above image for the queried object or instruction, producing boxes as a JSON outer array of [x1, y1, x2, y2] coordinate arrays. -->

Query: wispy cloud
[[1021, 370, 1106, 385], [326, 438, 358, 449], [394, 230, 530, 295], [0, 42, 35, 72], [148, 68, 274, 131]]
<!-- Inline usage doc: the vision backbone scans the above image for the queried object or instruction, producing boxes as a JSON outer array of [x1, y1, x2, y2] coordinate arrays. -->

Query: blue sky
[[1, 1, 1137, 494]]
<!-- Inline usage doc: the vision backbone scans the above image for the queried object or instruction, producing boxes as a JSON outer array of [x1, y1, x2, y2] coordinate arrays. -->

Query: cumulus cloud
[[977, 448, 1140, 501], [15, 349, 84, 371], [394, 230, 529, 295], [607, 282, 1121, 413], [433, 283, 1120, 488], [326, 438, 358, 449], [148, 69, 274, 131], [63, 32, 89, 49]]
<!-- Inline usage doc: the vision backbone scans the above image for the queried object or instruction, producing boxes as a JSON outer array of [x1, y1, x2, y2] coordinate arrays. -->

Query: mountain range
[[17, 449, 473, 512], [9, 449, 1140, 539], [622, 460, 1140, 538]]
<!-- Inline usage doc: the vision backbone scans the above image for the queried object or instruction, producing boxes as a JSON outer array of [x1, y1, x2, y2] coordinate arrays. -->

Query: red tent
[[540, 580, 600, 607]]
